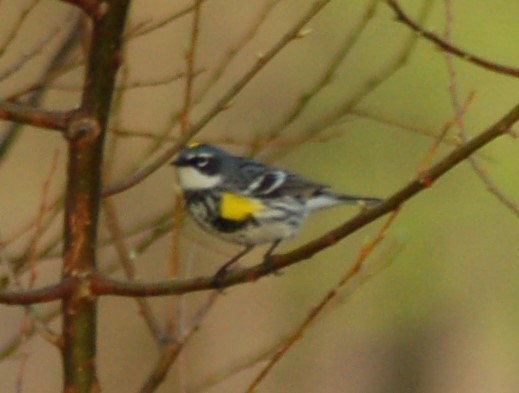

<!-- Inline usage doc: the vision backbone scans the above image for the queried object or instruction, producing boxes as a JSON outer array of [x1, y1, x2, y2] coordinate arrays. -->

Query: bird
[[171, 143, 381, 281]]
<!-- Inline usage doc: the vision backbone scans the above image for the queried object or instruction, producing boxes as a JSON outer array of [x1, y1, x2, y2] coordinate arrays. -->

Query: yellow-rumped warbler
[[172, 143, 381, 278]]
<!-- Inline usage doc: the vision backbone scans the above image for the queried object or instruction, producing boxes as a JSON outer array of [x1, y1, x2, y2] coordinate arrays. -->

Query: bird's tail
[[306, 191, 382, 211]]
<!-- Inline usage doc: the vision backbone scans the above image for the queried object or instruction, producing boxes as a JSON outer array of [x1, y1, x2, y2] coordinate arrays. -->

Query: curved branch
[[92, 100, 519, 297], [59, 0, 98, 16], [102, 0, 333, 197], [0, 278, 77, 305], [386, 0, 519, 78], [0, 101, 72, 131]]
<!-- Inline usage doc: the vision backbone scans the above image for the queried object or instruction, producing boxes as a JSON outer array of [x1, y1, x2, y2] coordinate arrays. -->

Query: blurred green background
[[0, 0, 518, 392]]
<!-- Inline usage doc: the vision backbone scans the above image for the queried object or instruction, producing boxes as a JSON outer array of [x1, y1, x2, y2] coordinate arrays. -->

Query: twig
[[102, 0, 334, 197], [0, 234, 61, 346], [259, 0, 380, 148], [111, 127, 343, 146], [246, 62, 463, 390], [16, 314, 30, 393], [58, 0, 98, 16], [139, 292, 220, 393], [179, 0, 201, 136], [47, 69, 201, 91], [245, 210, 400, 392], [349, 108, 462, 147], [265, 0, 434, 162], [164, 0, 203, 340], [193, 0, 284, 108], [0, 209, 172, 361], [417, 91, 475, 174], [89, 100, 519, 297], [441, 0, 519, 216], [3, 99, 516, 306], [0, 0, 40, 58], [2, 195, 62, 246], [134, 0, 283, 165], [386, 0, 519, 78], [0, 101, 72, 131], [26, 151, 60, 287], [0, 306, 61, 361], [126, 0, 216, 39], [0, 278, 77, 305], [187, 238, 396, 393], [0, 22, 64, 82], [102, 198, 165, 344]]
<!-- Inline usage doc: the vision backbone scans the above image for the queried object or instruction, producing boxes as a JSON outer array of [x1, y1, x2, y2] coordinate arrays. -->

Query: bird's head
[[172, 143, 231, 190]]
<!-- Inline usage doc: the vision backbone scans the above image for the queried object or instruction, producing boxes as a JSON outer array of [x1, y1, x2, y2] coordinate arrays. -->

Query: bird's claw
[[261, 254, 282, 276]]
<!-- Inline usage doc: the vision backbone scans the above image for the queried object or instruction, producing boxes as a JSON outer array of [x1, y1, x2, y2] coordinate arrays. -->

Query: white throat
[[177, 167, 222, 190]]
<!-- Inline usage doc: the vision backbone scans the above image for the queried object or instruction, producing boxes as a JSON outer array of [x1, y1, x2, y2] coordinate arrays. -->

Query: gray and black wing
[[226, 157, 382, 209], [227, 158, 325, 199]]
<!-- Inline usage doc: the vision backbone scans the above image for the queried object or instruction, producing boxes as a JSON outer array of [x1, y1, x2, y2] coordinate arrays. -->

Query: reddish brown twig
[[88, 100, 519, 298], [139, 292, 220, 393], [441, 0, 519, 216], [246, 57, 470, 389], [102, 198, 165, 343], [102, 0, 334, 197], [386, 0, 519, 78], [0, 101, 72, 131], [245, 209, 400, 392]]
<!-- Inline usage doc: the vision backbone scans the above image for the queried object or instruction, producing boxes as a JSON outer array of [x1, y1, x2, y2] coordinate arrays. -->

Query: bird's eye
[[194, 156, 209, 168]]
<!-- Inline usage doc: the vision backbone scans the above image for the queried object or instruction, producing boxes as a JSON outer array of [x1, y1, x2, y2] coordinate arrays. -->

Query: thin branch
[[188, 339, 279, 393], [0, 235, 61, 347], [245, 210, 400, 392], [0, 205, 170, 358], [26, 152, 60, 283], [131, 0, 283, 167], [139, 292, 219, 393], [260, 0, 380, 145], [265, 0, 434, 162], [111, 126, 343, 146], [91, 101, 519, 297], [126, 0, 215, 39], [349, 108, 462, 147], [47, 69, 202, 91], [246, 76, 460, 390], [102, 198, 165, 344], [193, 0, 283, 109], [386, 0, 519, 78], [441, 0, 519, 217], [58, 0, 98, 16], [0, 101, 72, 131], [179, 0, 201, 135], [0, 0, 40, 58], [0, 22, 64, 82], [0, 306, 61, 360], [0, 278, 77, 305], [102, 0, 334, 197], [164, 0, 203, 340], [417, 91, 475, 174]]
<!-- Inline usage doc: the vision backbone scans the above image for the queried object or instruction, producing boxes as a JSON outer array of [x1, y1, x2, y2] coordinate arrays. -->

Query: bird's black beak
[[171, 157, 187, 167]]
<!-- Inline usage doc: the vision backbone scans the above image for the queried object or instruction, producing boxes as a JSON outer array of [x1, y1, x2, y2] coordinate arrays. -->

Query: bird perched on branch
[[172, 143, 381, 280]]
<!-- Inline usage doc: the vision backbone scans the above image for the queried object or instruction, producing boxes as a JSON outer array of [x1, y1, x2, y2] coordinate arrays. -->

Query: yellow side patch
[[220, 192, 262, 221], [187, 141, 200, 148]]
